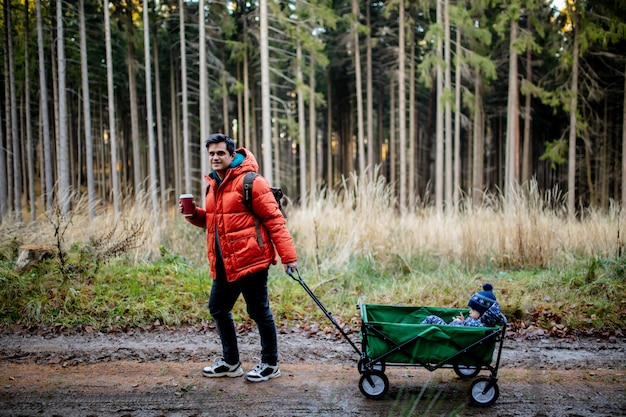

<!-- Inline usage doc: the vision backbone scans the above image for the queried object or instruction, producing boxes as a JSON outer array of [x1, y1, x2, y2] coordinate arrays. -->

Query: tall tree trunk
[[180, 0, 191, 194], [51, 39, 58, 209], [272, 100, 280, 187], [398, 0, 406, 212], [351, 0, 365, 178], [243, 16, 251, 150], [326, 69, 333, 190], [237, 63, 243, 145], [153, 29, 167, 215], [622, 61, 626, 209], [199, 0, 210, 181], [56, 0, 69, 215], [389, 72, 396, 199], [521, 33, 532, 186], [453, 26, 461, 209], [567, 9, 579, 218], [443, 0, 452, 210], [260, 0, 272, 182], [472, 75, 484, 206], [409, 37, 416, 207], [79, 0, 96, 220], [37, 0, 52, 216], [171, 55, 182, 198], [435, 0, 444, 214], [309, 60, 317, 196], [505, 20, 519, 199], [600, 98, 608, 211], [365, 0, 374, 179], [221, 50, 229, 137], [297, 41, 307, 203], [0, 94, 5, 221], [104, 0, 120, 215], [25, 1, 36, 221], [5, 0, 21, 220], [128, 41, 142, 197], [144, 0, 158, 217]]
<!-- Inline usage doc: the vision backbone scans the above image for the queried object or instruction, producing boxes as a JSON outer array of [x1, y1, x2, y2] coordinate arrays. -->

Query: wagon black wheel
[[470, 377, 499, 407], [357, 358, 385, 374], [453, 363, 480, 379], [358, 370, 389, 399]]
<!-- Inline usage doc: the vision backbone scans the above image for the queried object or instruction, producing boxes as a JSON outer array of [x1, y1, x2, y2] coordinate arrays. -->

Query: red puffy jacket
[[186, 148, 297, 282]]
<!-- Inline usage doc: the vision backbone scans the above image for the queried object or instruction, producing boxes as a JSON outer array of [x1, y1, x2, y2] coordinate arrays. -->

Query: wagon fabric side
[[360, 304, 500, 367]]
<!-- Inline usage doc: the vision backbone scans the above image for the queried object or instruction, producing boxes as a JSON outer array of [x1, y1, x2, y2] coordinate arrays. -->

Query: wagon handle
[[286, 267, 362, 356]]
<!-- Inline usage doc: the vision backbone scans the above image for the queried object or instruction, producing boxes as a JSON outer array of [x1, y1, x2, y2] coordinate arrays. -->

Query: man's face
[[207, 141, 235, 177]]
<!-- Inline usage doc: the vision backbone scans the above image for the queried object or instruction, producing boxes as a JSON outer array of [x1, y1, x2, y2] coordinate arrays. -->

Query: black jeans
[[208, 260, 278, 366]]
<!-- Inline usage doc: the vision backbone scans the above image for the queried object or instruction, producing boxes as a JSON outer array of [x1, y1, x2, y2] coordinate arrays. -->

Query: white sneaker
[[202, 358, 244, 378], [244, 362, 281, 382]]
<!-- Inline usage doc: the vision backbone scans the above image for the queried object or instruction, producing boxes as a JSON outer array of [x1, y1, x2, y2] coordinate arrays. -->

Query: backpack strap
[[243, 172, 258, 213], [242, 172, 263, 248]]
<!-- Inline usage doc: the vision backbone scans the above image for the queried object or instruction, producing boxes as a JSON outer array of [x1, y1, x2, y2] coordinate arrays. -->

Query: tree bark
[[104, 0, 120, 215], [622, 61, 626, 209], [144, 0, 158, 217], [0, 87, 5, 220], [309, 60, 317, 196], [398, 0, 407, 213], [505, 20, 519, 199], [153, 28, 167, 215], [366, 0, 374, 179], [472, 75, 484, 206], [57, 0, 69, 215], [79, 0, 96, 220], [128, 40, 142, 197], [199, 1, 210, 182], [390, 72, 396, 199], [260, 0, 272, 183], [297, 41, 307, 203], [444, 0, 452, 210], [25, 1, 36, 221], [453, 25, 461, 210], [521, 31, 532, 186], [435, 0, 444, 215], [37, 0, 52, 216], [171, 55, 182, 198], [409, 35, 416, 208], [351, 0, 366, 178], [326, 69, 333, 191], [5, 0, 22, 220], [567, 8, 579, 218], [243, 15, 251, 151], [179, 0, 191, 194]]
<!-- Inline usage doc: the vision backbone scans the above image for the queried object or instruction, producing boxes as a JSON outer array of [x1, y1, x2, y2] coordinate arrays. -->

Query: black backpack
[[242, 172, 287, 219]]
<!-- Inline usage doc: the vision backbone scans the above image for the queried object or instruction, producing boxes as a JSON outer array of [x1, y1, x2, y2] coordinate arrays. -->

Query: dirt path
[[1, 328, 624, 416]]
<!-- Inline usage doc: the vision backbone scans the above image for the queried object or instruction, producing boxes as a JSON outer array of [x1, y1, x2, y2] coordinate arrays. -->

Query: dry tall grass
[[291, 178, 623, 275], [1, 178, 622, 273]]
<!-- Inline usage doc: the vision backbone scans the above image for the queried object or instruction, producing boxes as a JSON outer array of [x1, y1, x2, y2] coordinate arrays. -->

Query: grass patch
[[0, 179, 624, 336]]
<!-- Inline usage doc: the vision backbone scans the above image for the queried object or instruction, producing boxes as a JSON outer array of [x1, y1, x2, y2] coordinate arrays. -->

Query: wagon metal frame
[[288, 269, 506, 406]]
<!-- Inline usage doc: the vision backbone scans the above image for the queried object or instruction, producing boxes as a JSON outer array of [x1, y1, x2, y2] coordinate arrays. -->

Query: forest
[[0, 0, 625, 223]]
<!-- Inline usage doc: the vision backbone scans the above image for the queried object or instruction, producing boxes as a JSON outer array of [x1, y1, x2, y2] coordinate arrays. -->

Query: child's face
[[469, 309, 481, 319]]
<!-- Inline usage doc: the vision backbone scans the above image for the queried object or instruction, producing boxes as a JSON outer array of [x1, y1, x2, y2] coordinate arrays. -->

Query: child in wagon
[[422, 283, 503, 327]]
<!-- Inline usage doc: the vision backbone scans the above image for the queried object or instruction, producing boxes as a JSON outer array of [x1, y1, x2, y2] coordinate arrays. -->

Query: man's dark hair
[[205, 133, 236, 154]]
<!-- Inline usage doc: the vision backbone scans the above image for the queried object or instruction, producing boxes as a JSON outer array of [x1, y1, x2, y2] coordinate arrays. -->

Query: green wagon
[[288, 269, 506, 407], [358, 303, 506, 406]]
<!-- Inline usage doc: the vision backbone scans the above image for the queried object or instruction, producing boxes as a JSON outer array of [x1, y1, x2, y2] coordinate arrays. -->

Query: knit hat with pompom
[[468, 284, 496, 314]]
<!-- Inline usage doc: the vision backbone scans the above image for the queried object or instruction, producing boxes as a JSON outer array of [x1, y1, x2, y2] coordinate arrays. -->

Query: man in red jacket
[[181, 133, 298, 382]]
